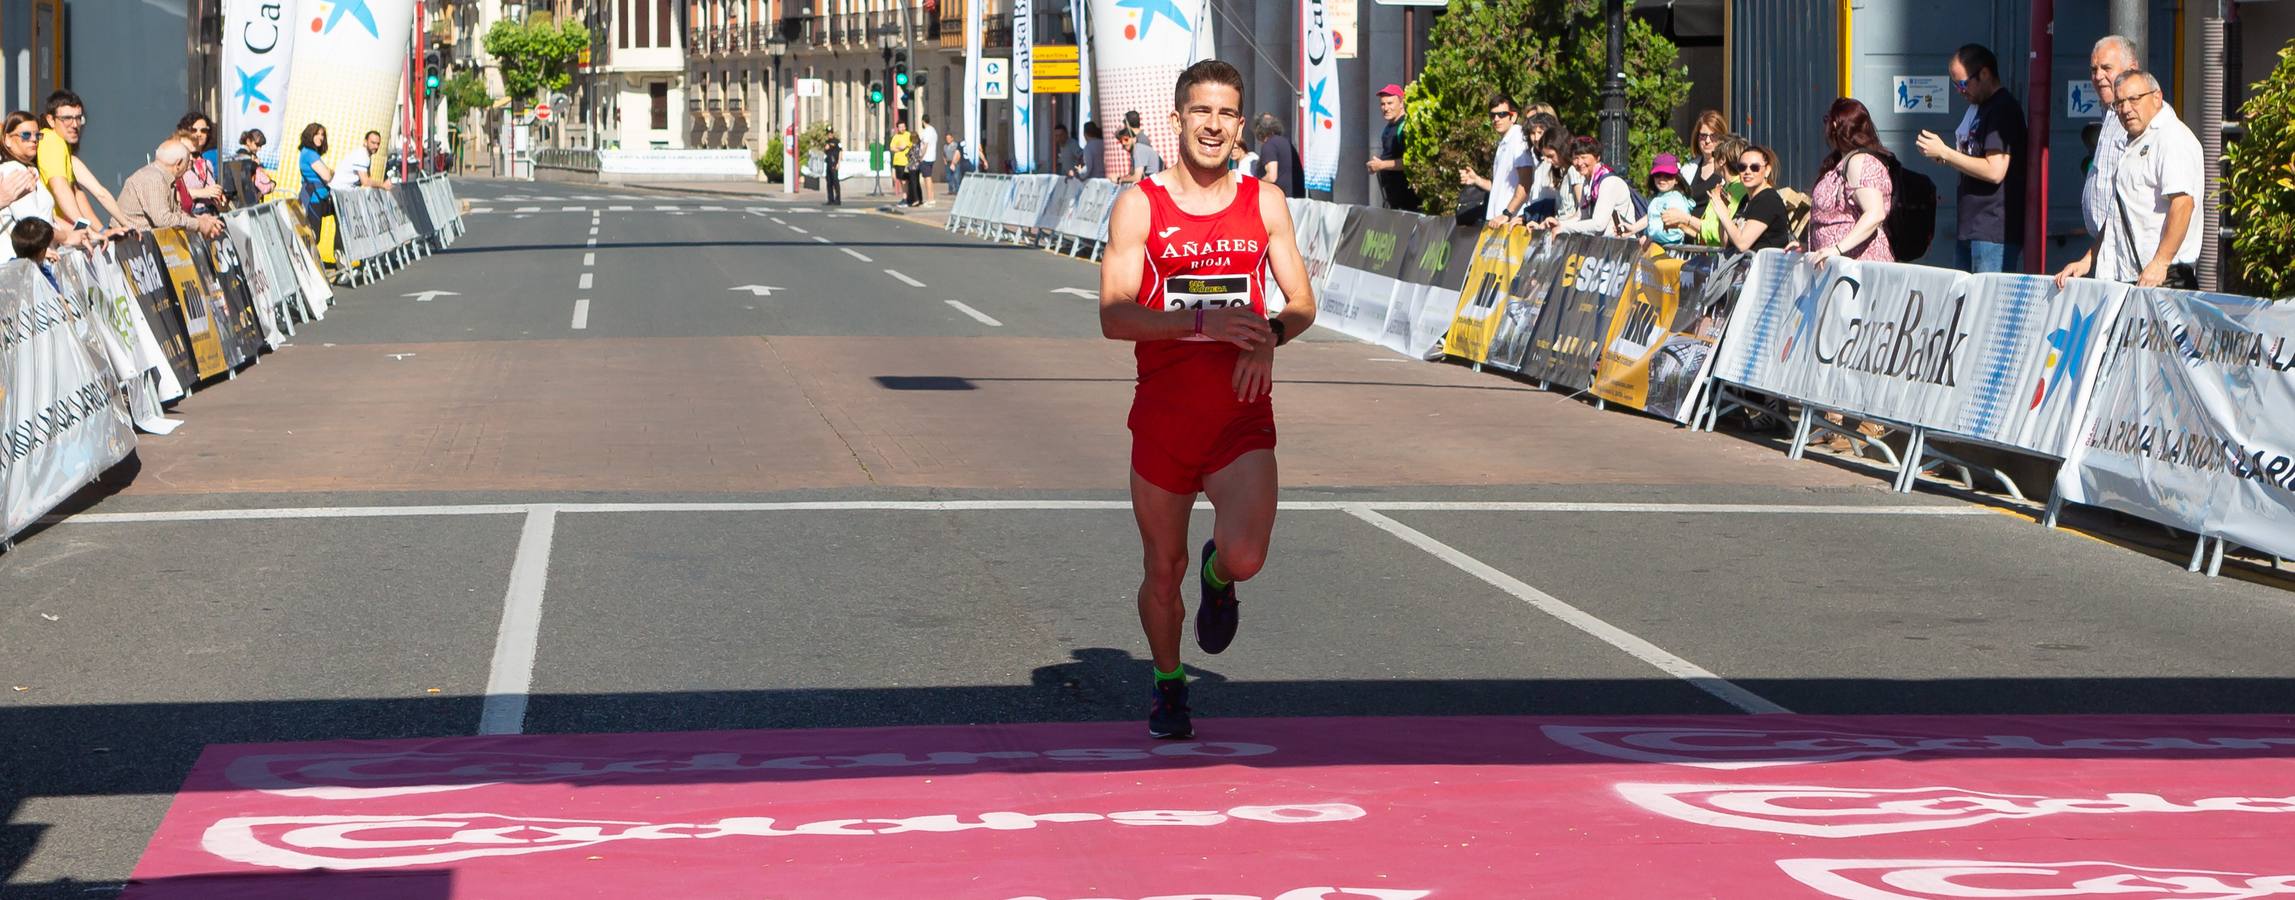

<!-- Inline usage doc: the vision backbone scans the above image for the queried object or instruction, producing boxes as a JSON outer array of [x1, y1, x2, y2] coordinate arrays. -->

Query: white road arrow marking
[[728, 285, 785, 296], [1050, 287, 1100, 299], [404, 290, 460, 303]]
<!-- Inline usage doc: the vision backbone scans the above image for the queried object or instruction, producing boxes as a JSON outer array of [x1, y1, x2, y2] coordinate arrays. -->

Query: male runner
[[1098, 59, 1317, 740]]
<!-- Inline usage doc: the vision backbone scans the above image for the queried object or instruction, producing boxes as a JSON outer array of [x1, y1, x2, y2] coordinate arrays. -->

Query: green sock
[[1204, 551, 1232, 589], [1154, 664, 1186, 683]]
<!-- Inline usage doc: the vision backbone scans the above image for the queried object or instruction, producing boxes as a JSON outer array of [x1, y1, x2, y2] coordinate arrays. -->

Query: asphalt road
[[6, 179, 2295, 898]]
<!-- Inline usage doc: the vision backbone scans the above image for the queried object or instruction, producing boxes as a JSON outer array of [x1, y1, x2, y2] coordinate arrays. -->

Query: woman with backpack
[[1805, 98, 1896, 265]]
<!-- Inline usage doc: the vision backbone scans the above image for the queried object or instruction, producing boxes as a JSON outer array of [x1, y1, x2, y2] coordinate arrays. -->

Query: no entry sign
[[125, 714, 2295, 898]]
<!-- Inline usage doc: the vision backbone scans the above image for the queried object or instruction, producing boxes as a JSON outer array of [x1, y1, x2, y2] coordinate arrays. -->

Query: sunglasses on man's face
[[1490, 110, 1514, 119]]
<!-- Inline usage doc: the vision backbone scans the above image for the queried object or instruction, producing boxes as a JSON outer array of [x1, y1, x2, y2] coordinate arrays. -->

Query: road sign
[[980, 57, 1010, 100], [552, 92, 571, 109], [798, 77, 826, 98], [2066, 80, 2101, 118], [535, 104, 553, 121], [1035, 44, 1078, 62], [1032, 56, 1080, 94], [1892, 76, 1948, 114]]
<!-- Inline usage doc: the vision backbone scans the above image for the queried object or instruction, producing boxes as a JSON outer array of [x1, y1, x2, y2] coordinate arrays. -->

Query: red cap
[[1377, 83, 1406, 98]]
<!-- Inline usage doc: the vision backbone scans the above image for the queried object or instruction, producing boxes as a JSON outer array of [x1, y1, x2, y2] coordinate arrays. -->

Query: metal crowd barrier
[[329, 175, 465, 286]]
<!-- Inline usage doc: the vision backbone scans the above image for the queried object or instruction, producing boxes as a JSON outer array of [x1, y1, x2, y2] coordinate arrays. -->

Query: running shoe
[[1195, 538, 1239, 654], [1148, 678, 1193, 739]]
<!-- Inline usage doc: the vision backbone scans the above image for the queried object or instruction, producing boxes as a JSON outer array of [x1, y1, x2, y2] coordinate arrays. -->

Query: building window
[[660, 0, 676, 45], [620, 0, 632, 48], [651, 82, 669, 129]]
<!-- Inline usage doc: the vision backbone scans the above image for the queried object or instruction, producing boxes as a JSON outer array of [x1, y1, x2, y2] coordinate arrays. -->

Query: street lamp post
[[1599, 0, 1628, 167]]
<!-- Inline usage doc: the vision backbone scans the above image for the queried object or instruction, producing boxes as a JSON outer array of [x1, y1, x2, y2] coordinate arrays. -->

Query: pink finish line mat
[[126, 714, 2295, 898]]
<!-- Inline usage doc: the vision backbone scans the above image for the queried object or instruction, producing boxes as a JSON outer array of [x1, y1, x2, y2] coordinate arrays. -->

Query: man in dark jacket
[[1366, 83, 1417, 210]]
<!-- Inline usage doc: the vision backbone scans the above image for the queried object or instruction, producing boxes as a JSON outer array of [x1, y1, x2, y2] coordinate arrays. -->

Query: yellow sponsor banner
[[1035, 44, 1079, 61], [1589, 251, 1684, 409], [153, 229, 230, 380], [1440, 224, 1531, 364]]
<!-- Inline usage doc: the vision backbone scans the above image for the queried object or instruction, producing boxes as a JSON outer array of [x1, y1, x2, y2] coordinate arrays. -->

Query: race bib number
[[1162, 274, 1252, 312]]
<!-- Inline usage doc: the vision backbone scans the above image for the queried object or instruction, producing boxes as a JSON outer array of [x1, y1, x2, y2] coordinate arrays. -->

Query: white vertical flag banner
[[1300, 0, 1338, 192], [964, 0, 982, 168], [1088, 0, 1217, 177], [1013, 0, 1035, 173], [222, 0, 298, 170], [279, 0, 413, 200], [1071, 0, 1093, 130]]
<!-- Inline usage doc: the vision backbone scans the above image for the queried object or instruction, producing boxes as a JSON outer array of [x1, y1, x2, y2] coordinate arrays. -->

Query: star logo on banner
[[1018, 105, 1031, 131], [2030, 301, 2101, 410], [1779, 280, 1824, 362], [234, 65, 275, 114], [1308, 78, 1334, 130], [319, 0, 380, 37], [1115, 0, 1189, 40]]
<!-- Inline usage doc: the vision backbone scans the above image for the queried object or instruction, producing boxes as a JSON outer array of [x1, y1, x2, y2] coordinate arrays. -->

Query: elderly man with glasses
[[1456, 94, 1533, 225], [118, 139, 225, 238], [2055, 69, 2201, 290]]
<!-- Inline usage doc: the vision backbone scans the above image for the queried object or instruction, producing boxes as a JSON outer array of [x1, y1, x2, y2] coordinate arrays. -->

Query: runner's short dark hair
[[1173, 59, 1245, 110], [1954, 43, 1999, 81]]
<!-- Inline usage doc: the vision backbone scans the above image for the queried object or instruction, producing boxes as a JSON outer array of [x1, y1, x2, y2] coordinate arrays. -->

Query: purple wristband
[[1193, 308, 1204, 337]]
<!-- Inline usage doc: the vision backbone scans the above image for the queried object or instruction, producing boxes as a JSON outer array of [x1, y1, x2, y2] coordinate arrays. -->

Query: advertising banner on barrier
[[55, 252, 171, 432], [1589, 253, 1735, 423], [1515, 234, 1636, 389], [113, 235, 197, 394], [0, 261, 135, 544], [226, 206, 299, 340], [190, 231, 270, 360], [149, 230, 229, 382], [1711, 250, 2128, 456], [1442, 224, 1534, 365], [1484, 237, 1565, 372], [1319, 207, 1413, 344], [1297, 200, 1348, 297], [2057, 290, 2295, 560], [1086, 0, 1213, 177], [1057, 179, 1120, 243], [1380, 216, 1469, 359], [274, 202, 335, 317]]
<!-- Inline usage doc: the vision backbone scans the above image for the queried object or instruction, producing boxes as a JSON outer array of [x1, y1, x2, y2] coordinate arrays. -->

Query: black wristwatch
[[1269, 317, 1290, 346]]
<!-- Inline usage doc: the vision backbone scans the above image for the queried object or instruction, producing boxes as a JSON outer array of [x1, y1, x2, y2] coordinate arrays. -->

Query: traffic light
[[423, 51, 441, 95], [911, 69, 928, 88], [868, 82, 884, 105], [892, 49, 910, 88]]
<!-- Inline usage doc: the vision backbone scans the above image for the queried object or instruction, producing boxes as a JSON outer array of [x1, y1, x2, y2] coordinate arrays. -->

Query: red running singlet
[[1127, 175, 1277, 495]]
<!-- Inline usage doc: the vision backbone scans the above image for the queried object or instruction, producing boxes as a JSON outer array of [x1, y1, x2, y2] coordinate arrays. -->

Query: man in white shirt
[[331, 130, 387, 190], [918, 116, 940, 206], [2055, 70, 2201, 289], [1548, 135, 1635, 236], [1456, 95, 1533, 224], [2082, 35, 2139, 237]]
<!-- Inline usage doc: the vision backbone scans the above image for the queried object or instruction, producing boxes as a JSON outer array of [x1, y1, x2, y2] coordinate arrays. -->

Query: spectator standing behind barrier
[[1633, 154, 1694, 245], [1915, 43, 2027, 273], [299, 123, 337, 223], [1679, 110, 1730, 193], [1253, 113, 1304, 198], [1547, 135, 1635, 237], [219, 129, 273, 207], [2082, 35, 2141, 239], [891, 120, 919, 207], [0, 112, 60, 242], [1077, 121, 1108, 179], [1053, 124, 1082, 180], [1806, 98, 1896, 265], [946, 135, 968, 197], [2055, 70, 2201, 289], [822, 130, 843, 206], [1458, 95, 1532, 225], [1715, 144, 1792, 252], [39, 90, 125, 237], [1367, 83, 1418, 211], [919, 116, 940, 207], [1116, 127, 1162, 185], [331, 130, 388, 191], [174, 116, 227, 216], [1523, 116, 1568, 223], [120, 140, 225, 239]]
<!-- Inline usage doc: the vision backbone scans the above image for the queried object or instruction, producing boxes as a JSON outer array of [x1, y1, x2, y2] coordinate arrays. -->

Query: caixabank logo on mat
[[1541, 723, 2295, 769], [1777, 858, 2295, 899], [1617, 783, 2295, 838]]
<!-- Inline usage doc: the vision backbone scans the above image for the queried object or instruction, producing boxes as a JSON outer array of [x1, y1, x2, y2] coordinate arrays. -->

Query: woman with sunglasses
[[0, 111, 84, 246], [173, 113, 226, 216], [1714, 144, 1793, 253], [1662, 110, 1731, 236]]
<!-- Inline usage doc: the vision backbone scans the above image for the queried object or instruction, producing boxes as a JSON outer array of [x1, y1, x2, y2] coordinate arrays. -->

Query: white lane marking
[[812, 236, 832, 244], [841, 247, 873, 262], [653, 205, 682, 211], [885, 269, 925, 288], [701, 205, 726, 211], [44, 500, 1987, 525], [578, 272, 594, 290], [514, 206, 539, 213], [574, 195, 603, 200], [770, 217, 789, 225], [582, 252, 595, 266], [571, 299, 590, 329], [609, 205, 633, 211], [944, 300, 1002, 326], [469, 207, 493, 214], [587, 227, 598, 236], [585, 238, 597, 248], [788, 225, 809, 235], [561, 206, 586, 212], [1343, 505, 1792, 715], [479, 505, 558, 735]]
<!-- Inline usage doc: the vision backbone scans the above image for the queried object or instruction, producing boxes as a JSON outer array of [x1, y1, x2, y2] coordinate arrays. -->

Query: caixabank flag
[[2057, 289, 2295, 561], [276, 0, 412, 201]]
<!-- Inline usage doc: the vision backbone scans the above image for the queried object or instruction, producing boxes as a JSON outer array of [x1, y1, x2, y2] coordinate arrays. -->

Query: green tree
[[483, 19, 590, 103], [1401, 0, 1692, 216], [441, 71, 493, 121], [759, 136, 786, 180], [2224, 42, 2295, 296]]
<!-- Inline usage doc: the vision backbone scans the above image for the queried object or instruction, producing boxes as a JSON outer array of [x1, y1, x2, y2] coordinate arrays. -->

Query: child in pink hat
[[1630, 152, 1696, 245]]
